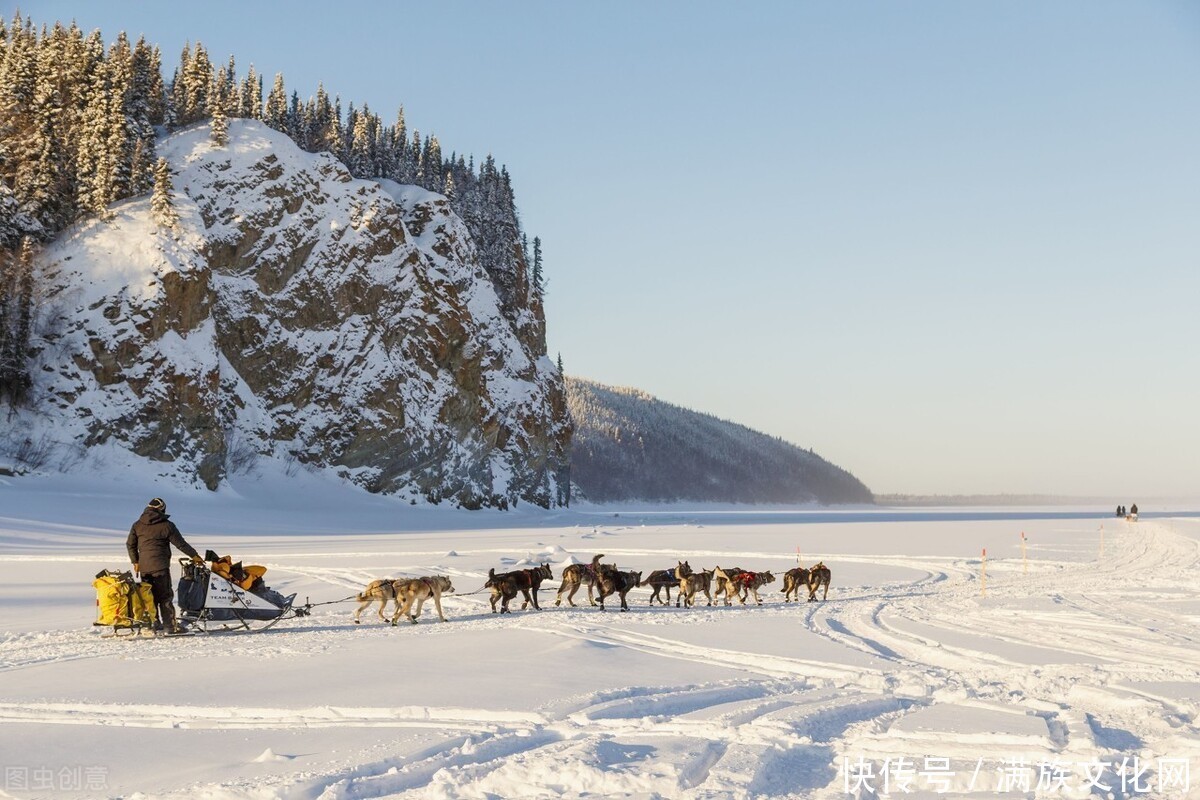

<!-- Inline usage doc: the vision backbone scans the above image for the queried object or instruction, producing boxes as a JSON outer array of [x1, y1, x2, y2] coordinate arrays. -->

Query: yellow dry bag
[[93, 570, 157, 629]]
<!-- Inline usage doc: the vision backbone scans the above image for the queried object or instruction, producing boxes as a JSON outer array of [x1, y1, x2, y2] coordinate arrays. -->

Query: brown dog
[[596, 568, 642, 612], [486, 572, 522, 615], [807, 562, 831, 602], [640, 561, 691, 606], [486, 564, 554, 613], [354, 578, 404, 624], [711, 566, 745, 606], [736, 570, 775, 605], [782, 567, 811, 602], [555, 554, 608, 607], [676, 564, 713, 608], [390, 575, 455, 625]]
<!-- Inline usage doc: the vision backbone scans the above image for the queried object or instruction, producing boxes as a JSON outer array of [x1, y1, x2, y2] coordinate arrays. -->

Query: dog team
[[353, 553, 832, 625]]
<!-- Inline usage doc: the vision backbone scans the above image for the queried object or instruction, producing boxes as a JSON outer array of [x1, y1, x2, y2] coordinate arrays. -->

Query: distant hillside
[[566, 378, 872, 505]]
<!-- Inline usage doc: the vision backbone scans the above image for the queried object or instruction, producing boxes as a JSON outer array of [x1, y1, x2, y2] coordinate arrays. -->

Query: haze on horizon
[[23, 0, 1200, 499]]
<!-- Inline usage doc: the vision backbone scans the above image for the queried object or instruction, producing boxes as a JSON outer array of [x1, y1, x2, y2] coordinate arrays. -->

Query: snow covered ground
[[2, 473, 1199, 799]]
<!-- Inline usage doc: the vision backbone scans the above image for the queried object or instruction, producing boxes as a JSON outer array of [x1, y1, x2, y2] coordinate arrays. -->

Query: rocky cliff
[[566, 378, 872, 505], [21, 121, 571, 507]]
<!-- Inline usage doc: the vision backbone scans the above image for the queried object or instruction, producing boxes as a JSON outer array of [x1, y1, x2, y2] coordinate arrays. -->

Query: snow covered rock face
[[32, 121, 570, 506]]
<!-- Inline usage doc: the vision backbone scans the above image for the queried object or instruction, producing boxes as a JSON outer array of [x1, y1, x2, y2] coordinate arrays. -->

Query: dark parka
[[126, 507, 200, 574]]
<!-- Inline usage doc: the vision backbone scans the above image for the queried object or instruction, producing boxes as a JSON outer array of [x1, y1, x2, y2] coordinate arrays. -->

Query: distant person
[[1116, 505, 1123, 518], [1130, 503, 1139, 520], [126, 498, 205, 633]]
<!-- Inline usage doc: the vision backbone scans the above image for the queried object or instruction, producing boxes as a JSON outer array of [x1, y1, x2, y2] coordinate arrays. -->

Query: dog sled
[[175, 554, 310, 634]]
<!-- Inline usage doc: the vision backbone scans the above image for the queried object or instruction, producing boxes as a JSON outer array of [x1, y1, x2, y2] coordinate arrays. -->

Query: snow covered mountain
[[566, 377, 872, 504], [16, 120, 571, 507]]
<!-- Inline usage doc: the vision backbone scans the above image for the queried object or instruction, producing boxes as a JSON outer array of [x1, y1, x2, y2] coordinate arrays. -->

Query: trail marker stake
[[796, 546, 801, 566], [981, 547, 987, 597], [1021, 532, 1027, 575]]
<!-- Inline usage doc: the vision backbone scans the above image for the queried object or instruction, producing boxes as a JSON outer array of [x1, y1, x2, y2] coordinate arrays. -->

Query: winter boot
[[159, 603, 181, 634]]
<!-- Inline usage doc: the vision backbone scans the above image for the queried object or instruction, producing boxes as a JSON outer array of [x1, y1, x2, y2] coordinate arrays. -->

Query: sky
[[19, 1, 1200, 499]]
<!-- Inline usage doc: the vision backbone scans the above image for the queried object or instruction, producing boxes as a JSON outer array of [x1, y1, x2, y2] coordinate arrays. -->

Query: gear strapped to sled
[[177, 557, 303, 632], [205, 553, 268, 591], [93, 570, 157, 632]]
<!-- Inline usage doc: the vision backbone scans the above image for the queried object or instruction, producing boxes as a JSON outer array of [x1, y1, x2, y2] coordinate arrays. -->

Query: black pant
[[142, 570, 176, 629]]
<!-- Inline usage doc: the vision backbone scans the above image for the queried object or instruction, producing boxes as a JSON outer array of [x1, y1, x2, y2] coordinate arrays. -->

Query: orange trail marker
[[981, 547, 987, 596]]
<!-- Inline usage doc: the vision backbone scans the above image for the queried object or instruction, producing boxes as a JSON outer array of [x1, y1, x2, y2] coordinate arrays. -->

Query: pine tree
[[170, 43, 190, 125], [0, 247, 10, 378], [0, 237, 35, 403], [210, 99, 228, 146], [128, 36, 161, 186], [310, 83, 332, 151], [75, 56, 114, 217], [163, 67, 179, 129], [348, 103, 373, 176], [11, 236, 33, 361], [374, 114, 394, 177], [393, 120, 414, 183], [411, 129, 423, 185], [221, 54, 237, 116], [342, 102, 357, 165], [532, 236, 544, 297], [420, 135, 443, 192], [287, 89, 302, 140], [145, 44, 166, 126], [151, 156, 177, 227], [300, 97, 317, 151], [239, 64, 260, 119], [1, 15, 40, 234], [23, 24, 70, 233], [263, 73, 287, 131], [128, 138, 152, 195], [328, 95, 344, 156], [104, 32, 134, 201], [182, 41, 212, 124]]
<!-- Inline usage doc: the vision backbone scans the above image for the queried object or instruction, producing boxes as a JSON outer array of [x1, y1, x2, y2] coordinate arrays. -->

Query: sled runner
[[176, 556, 309, 634]]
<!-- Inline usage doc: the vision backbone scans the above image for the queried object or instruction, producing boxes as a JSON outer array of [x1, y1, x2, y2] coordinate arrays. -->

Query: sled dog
[[486, 564, 553, 613], [596, 568, 642, 612], [555, 554, 608, 607], [676, 564, 713, 608], [807, 562, 831, 602], [736, 570, 775, 605], [711, 566, 745, 606], [391, 575, 455, 625], [782, 567, 811, 602], [354, 578, 405, 624], [640, 561, 691, 606]]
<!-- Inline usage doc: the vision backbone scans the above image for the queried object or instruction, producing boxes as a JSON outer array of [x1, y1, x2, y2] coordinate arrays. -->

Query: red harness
[[736, 571, 759, 587]]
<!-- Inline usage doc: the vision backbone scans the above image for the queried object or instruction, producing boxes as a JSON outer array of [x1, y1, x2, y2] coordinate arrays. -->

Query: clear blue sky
[[22, 1, 1200, 498]]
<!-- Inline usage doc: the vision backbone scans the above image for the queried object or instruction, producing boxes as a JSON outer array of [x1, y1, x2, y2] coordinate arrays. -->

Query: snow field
[[1, 484, 1199, 798]]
